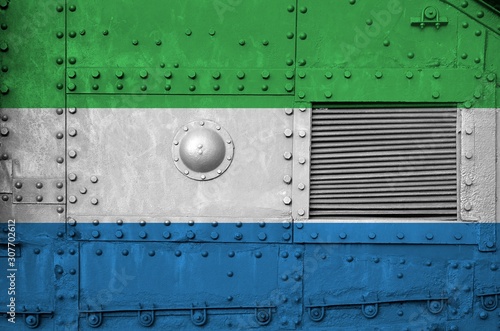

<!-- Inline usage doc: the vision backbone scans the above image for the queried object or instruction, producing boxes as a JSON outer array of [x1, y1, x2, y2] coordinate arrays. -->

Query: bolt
[[283, 196, 292, 205], [283, 175, 292, 184], [283, 152, 292, 160]]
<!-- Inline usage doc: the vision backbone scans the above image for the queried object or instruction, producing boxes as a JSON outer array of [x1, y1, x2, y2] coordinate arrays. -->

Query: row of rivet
[[69, 219, 292, 228], [0, 113, 9, 160], [75, 229, 292, 241], [12, 180, 64, 203]]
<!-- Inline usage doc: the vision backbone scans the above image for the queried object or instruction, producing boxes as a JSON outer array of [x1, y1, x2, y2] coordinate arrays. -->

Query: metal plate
[[67, 108, 292, 222]]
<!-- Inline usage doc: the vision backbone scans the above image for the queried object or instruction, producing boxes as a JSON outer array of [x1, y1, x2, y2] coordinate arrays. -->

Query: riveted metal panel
[[67, 108, 292, 225], [292, 104, 311, 221], [460, 108, 496, 223], [0, 2, 65, 108], [66, 0, 296, 95], [78, 243, 284, 329], [0, 108, 66, 179]]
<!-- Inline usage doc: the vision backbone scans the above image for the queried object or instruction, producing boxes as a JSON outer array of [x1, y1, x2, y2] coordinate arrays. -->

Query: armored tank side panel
[[0, 1, 499, 330]]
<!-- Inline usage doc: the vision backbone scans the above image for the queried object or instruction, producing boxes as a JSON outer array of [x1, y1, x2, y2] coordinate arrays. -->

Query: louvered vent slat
[[309, 108, 458, 220]]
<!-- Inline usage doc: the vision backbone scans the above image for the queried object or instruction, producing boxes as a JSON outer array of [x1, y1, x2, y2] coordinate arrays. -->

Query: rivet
[[282, 233, 291, 241], [238, 39, 245, 46], [344, 71, 352, 78], [461, 53, 468, 59], [383, 40, 390, 46], [69, 5, 76, 12], [462, 22, 469, 28], [92, 231, 100, 239], [397, 232, 405, 239], [346, 256, 354, 262], [228, 251, 235, 258], [298, 59, 306, 66], [282, 221, 291, 229], [189, 85, 196, 91], [91, 198, 98, 205], [339, 232, 347, 239], [425, 261, 432, 266], [68, 173, 77, 181], [56, 182, 64, 189], [298, 91, 305, 99], [397, 273, 403, 279], [299, 130, 306, 138], [284, 108, 293, 115], [56, 32, 64, 39], [69, 196, 77, 203], [56, 5, 63, 12], [281, 274, 288, 281], [426, 233, 434, 240], [479, 311, 488, 320], [477, 11, 484, 18], [465, 152, 473, 159], [299, 33, 307, 40], [91, 70, 100, 79], [407, 52, 415, 59], [283, 175, 292, 184], [283, 196, 292, 205], [432, 91, 440, 99], [310, 232, 318, 239], [262, 39, 269, 46], [406, 71, 413, 79], [298, 209, 305, 216], [68, 57, 77, 65], [201, 251, 209, 257], [155, 39, 162, 46], [375, 71, 383, 79], [298, 183, 305, 190], [298, 157, 306, 164], [284, 129, 293, 137], [475, 30, 482, 36], [286, 59, 294, 66], [117, 83, 124, 90], [208, 29, 216, 36], [258, 232, 267, 241], [368, 232, 376, 239], [122, 249, 129, 256], [464, 263, 472, 269], [234, 232, 243, 240], [490, 264, 498, 271], [140, 219, 146, 226], [162, 231, 171, 239], [148, 250, 155, 257], [213, 85, 220, 91], [281, 251, 289, 258], [366, 19, 373, 25], [35, 195, 43, 202], [175, 250, 182, 257], [287, 5, 295, 12], [68, 150, 77, 158], [286, 32, 294, 39], [115, 230, 123, 239], [102, 30, 109, 36], [454, 233, 463, 240], [139, 231, 147, 239]]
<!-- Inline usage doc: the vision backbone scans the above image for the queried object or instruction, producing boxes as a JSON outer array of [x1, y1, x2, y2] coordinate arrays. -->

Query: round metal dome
[[172, 120, 234, 181], [179, 128, 225, 173]]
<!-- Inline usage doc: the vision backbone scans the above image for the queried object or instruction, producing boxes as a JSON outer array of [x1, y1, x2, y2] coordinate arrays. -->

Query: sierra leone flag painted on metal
[[0, 0, 499, 330]]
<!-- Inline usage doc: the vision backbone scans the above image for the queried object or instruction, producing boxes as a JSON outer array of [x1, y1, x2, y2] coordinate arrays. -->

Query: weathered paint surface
[[0, 1, 499, 330]]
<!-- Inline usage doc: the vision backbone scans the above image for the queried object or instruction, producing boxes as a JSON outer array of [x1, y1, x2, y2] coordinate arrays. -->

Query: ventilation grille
[[310, 107, 458, 220]]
